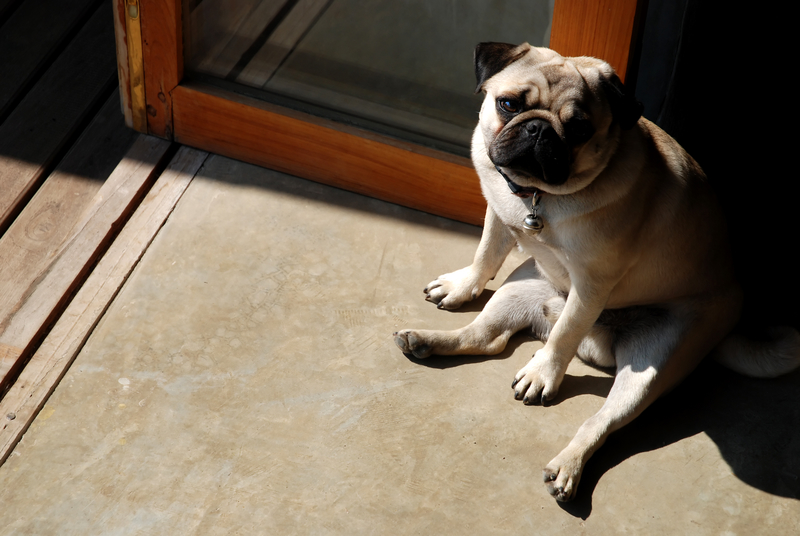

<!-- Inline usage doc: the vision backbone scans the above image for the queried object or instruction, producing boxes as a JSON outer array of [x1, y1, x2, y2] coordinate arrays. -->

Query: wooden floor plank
[[0, 146, 208, 464], [0, 0, 100, 122], [0, 344, 21, 379], [0, 135, 174, 391], [0, 0, 117, 235], [0, 91, 139, 364]]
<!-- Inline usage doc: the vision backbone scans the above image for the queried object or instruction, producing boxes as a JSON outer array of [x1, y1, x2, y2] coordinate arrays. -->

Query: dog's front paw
[[543, 453, 583, 502], [393, 329, 433, 359], [511, 349, 565, 405], [424, 266, 485, 310]]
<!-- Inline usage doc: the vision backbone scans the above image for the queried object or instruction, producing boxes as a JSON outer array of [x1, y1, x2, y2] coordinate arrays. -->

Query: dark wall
[[634, 0, 798, 330]]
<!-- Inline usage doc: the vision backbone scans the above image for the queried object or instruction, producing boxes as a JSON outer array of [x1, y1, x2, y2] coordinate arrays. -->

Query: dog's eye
[[497, 98, 522, 114]]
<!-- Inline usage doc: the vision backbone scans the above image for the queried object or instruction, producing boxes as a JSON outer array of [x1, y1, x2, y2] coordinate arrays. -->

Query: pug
[[394, 43, 800, 502]]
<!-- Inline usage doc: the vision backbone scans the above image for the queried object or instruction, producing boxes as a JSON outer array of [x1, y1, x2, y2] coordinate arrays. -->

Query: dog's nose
[[524, 118, 552, 139]]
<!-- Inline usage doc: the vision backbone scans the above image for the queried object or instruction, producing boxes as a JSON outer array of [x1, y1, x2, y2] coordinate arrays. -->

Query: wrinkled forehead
[[484, 49, 592, 110]]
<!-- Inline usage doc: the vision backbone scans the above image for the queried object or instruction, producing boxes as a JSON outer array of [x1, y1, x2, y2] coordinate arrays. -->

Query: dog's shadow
[[562, 360, 800, 518], [412, 342, 800, 519]]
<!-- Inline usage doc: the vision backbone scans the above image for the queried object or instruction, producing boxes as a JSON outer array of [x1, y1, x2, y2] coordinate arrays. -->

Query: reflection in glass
[[184, 0, 554, 154]]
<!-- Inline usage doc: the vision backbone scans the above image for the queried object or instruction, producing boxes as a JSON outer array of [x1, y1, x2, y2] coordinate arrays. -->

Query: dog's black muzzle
[[490, 118, 571, 186]]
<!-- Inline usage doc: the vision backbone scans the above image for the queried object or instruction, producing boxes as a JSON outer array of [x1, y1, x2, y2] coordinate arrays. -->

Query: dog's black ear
[[474, 42, 530, 93], [601, 73, 643, 129]]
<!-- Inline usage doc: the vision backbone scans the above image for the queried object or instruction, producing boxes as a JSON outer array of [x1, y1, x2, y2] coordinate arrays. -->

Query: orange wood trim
[[139, 0, 182, 138], [122, 0, 148, 132], [172, 83, 486, 226], [549, 0, 641, 82]]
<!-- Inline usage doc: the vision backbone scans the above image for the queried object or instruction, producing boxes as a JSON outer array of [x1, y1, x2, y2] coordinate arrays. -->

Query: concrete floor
[[0, 154, 798, 534]]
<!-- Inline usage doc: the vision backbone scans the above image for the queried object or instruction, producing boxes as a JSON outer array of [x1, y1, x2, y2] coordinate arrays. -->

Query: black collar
[[495, 165, 542, 198]]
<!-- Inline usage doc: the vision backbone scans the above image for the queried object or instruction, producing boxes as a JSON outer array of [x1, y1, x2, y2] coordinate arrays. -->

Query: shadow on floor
[[559, 360, 800, 519], [411, 340, 800, 519], [196, 156, 485, 237]]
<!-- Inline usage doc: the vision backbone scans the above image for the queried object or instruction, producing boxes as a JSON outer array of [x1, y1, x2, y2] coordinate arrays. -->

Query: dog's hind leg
[[541, 294, 740, 502], [395, 259, 557, 358], [542, 351, 664, 501]]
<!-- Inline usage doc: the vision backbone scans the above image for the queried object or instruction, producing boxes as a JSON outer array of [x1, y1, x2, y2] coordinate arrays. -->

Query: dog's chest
[[482, 176, 575, 288], [483, 173, 557, 244]]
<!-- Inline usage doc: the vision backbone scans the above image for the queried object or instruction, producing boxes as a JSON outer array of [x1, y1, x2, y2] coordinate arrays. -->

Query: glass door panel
[[184, 0, 554, 155]]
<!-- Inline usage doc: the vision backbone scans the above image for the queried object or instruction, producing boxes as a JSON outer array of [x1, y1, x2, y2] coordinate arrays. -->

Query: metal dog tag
[[522, 190, 544, 233]]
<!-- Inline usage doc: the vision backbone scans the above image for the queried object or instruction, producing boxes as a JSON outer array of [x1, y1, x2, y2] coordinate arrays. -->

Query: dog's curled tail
[[712, 327, 800, 378]]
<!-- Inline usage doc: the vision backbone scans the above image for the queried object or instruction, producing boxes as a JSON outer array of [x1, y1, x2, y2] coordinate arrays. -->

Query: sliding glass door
[[183, 0, 555, 156]]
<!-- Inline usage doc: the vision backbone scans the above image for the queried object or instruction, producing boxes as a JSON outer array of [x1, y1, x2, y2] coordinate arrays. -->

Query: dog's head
[[474, 43, 642, 195]]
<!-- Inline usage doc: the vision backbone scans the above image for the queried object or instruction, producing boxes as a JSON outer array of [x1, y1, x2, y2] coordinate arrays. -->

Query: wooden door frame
[[114, 0, 643, 226]]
